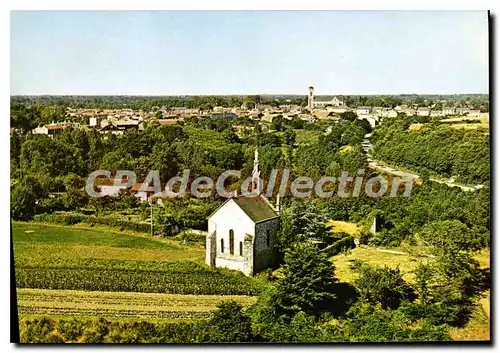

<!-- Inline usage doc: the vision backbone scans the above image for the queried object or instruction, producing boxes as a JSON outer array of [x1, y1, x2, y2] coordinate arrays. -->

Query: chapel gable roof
[[208, 194, 279, 223], [233, 195, 279, 223]]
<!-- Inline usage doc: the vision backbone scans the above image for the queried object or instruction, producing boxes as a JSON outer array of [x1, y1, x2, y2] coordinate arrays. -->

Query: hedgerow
[[33, 213, 152, 234], [19, 316, 204, 343]]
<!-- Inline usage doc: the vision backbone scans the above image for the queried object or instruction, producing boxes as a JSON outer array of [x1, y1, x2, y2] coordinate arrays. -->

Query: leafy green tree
[[275, 242, 336, 317], [201, 301, 253, 342], [150, 143, 180, 181], [400, 250, 486, 327], [418, 220, 487, 252], [62, 174, 89, 210], [339, 148, 368, 173], [354, 118, 372, 134], [290, 117, 305, 129], [11, 176, 45, 220], [341, 123, 365, 146], [278, 201, 330, 250], [339, 111, 357, 122], [332, 302, 451, 342], [222, 128, 241, 144], [101, 151, 135, 171], [20, 136, 86, 177], [351, 261, 415, 310], [271, 115, 285, 132], [258, 132, 282, 147], [283, 129, 296, 146]]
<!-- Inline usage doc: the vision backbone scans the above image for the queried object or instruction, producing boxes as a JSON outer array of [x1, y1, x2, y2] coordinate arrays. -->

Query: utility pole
[[149, 198, 153, 237]]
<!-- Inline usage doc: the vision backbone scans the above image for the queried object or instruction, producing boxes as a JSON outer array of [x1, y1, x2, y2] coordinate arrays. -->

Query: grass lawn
[[449, 123, 489, 131], [449, 290, 490, 341], [339, 145, 354, 152], [438, 116, 489, 132], [13, 222, 205, 269], [331, 246, 420, 283], [327, 220, 359, 237], [294, 129, 321, 144], [17, 288, 256, 320], [440, 116, 489, 124], [331, 246, 491, 341], [332, 245, 490, 283], [408, 123, 424, 131]]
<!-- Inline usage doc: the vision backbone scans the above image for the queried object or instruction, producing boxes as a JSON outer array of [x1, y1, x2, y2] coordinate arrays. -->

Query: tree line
[[372, 116, 490, 185]]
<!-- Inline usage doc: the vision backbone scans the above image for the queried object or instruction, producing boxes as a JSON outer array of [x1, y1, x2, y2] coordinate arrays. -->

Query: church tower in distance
[[307, 86, 314, 110]]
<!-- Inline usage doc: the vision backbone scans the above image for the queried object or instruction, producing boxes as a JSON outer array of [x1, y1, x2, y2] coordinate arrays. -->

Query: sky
[[10, 11, 489, 95]]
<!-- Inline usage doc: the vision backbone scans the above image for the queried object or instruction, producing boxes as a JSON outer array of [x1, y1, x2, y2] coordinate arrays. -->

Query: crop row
[[18, 288, 256, 308], [18, 306, 210, 319], [16, 266, 264, 296]]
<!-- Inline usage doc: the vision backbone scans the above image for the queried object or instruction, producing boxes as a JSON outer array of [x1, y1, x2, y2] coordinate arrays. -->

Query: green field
[[440, 116, 489, 124], [438, 116, 489, 131], [17, 288, 256, 320], [327, 220, 360, 238], [14, 222, 204, 268], [13, 222, 266, 322]]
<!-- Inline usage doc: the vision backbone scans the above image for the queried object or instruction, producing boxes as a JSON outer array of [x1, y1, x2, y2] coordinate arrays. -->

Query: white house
[[97, 184, 126, 197], [417, 107, 431, 117], [358, 115, 379, 128], [384, 109, 398, 118], [205, 150, 280, 276], [402, 108, 416, 116], [430, 110, 443, 118], [356, 107, 371, 116], [89, 116, 105, 127], [32, 121, 74, 137], [205, 195, 280, 276], [442, 107, 456, 116], [469, 110, 481, 117], [32, 126, 49, 135], [456, 107, 471, 115]]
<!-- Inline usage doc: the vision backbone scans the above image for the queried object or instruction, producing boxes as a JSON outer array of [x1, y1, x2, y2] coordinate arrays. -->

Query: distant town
[[24, 88, 489, 138]]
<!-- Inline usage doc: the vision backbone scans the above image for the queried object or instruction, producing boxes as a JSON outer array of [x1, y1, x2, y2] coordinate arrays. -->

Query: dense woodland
[[11, 97, 490, 342], [372, 116, 490, 185], [11, 93, 489, 112]]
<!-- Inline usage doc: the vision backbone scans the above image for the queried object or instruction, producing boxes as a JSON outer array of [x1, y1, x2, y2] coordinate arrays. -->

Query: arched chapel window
[[229, 229, 235, 255]]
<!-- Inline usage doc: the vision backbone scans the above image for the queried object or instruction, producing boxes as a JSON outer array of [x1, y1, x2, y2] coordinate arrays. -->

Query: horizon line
[[10, 92, 489, 97]]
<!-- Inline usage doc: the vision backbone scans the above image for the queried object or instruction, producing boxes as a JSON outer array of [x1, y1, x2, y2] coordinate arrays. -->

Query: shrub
[[358, 230, 371, 245], [200, 301, 253, 342], [367, 236, 381, 247], [19, 317, 202, 343], [322, 236, 356, 257], [176, 230, 206, 245], [351, 262, 415, 310]]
